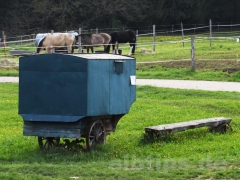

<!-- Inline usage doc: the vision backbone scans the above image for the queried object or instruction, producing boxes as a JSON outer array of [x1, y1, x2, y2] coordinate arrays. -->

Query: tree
[[1, 0, 240, 36]]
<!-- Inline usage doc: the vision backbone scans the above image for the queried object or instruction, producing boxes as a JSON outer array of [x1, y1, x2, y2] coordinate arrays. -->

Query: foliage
[[1, 0, 240, 35], [1, 84, 240, 179]]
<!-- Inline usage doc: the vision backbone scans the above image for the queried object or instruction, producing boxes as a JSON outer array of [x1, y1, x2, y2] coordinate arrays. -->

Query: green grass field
[[1, 84, 240, 179], [1, 35, 240, 82], [1, 35, 240, 179]]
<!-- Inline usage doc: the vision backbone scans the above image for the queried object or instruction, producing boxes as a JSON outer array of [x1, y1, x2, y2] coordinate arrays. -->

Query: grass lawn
[[1, 84, 240, 179], [2, 36, 240, 82], [1, 35, 240, 179]]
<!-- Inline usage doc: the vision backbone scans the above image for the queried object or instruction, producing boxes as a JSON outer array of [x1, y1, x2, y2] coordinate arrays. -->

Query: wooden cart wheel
[[86, 120, 106, 151], [38, 137, 60, 150]]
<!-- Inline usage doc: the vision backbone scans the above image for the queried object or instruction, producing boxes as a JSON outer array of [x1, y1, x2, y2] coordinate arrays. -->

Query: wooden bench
[[145, 117, 232, 138]]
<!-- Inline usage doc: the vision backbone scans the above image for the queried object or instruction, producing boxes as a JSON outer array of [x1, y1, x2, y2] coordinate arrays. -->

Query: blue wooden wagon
[[18, 53, 136, 151]]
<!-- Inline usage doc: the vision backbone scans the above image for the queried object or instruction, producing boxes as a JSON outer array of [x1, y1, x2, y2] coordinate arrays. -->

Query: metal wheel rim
[[86, 120, 106, 151]]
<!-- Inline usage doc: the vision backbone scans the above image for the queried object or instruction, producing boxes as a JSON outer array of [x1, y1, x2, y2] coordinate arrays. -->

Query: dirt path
[[137, 79, 240, 92], [0, 76, 19, 83], [1, 76, 240, 92]]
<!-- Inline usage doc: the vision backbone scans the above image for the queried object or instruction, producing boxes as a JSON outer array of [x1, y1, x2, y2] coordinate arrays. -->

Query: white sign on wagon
[[130, 75, 136, 85]]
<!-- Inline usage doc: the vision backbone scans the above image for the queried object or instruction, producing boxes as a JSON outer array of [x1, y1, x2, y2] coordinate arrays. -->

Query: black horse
[[110, 29, 136, 55]]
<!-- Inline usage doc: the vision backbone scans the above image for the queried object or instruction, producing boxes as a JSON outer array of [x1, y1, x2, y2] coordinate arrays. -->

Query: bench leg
[[209, 123, 232, 133], [145, 130, 171, 141]]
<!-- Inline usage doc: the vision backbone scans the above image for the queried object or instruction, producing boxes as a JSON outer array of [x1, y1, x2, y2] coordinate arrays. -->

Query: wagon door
[[109, 59, 136, 114], [86, 55, 136, 116]]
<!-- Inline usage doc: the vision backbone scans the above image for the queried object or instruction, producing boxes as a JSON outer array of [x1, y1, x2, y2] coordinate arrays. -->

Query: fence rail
[[1, 20, 240, 58]]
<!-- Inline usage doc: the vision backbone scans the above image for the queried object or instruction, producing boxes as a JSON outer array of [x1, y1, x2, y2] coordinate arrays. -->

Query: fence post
[[78, 28, 82, 53], [181, 22, 184, 47], [136, 30, 138, 49], [209, 19, 212, 47], [191, 36, 195, 70], [33, 33, 35, 44], [172, 24, 174, 35], [2, 31, 6, 58], [96, 28, 98, 34], [153, 25, 156, 52], [51, 30, 55, 53]]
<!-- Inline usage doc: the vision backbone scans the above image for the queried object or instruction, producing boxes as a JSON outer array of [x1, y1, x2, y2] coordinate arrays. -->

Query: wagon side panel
[[19, 54, 89, 120], [109, 59, 136, 114], [87, 60, 110, 115]]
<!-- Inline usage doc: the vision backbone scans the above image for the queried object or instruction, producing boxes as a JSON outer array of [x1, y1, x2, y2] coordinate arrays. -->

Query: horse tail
[[36, 37, 46, 53]]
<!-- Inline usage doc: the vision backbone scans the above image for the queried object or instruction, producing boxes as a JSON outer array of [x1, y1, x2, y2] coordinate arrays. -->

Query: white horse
[[37, 33, 75, 54]]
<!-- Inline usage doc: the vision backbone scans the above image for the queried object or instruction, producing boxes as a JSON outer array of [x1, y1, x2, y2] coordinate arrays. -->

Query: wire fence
[[1, 20, 240, 58]]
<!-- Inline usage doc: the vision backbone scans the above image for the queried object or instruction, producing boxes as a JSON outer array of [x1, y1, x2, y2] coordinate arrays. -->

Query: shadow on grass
[[140, 132, 174, 145], [139, 127, 233, 145], [0, 137, 108, 164]]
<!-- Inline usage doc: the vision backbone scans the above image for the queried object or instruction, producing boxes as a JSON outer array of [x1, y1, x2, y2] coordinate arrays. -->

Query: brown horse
[[37, 33, 75, 54], [75, 33, 111, 53]]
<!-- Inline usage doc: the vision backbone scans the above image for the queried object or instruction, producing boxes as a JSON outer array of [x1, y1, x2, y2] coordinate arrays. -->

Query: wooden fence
[[1, 19, 240, 58]]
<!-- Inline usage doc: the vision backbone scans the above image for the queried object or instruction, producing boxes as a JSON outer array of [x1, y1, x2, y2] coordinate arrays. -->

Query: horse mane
[[37, 36, 46, 53]]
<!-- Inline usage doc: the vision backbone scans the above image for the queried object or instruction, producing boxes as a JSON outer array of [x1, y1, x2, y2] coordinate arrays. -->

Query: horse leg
[[130, 42, 135, 55], [91, 47, 94, 53], [115, 42, 119, 54], [46, 47, 51, 54], [128, 46, 133, 56], [103, 45, 109, 53], [38, 48, 43, 54], [106, 44, 111, 53], [67, 45, 72, 53], [71, 46, 74, 53], [112, 44, 115, 54], [103, 45, 106, 52]]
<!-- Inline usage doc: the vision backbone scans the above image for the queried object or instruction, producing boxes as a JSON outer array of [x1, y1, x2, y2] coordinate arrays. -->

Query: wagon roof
[[69, 53, 135, 60]]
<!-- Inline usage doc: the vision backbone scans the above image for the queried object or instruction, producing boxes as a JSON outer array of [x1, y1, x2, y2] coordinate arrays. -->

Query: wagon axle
[[37, 120, 106, 151], [38, 137, 60, 150]]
